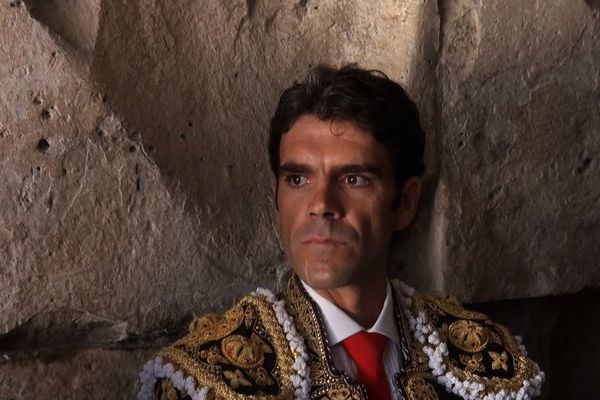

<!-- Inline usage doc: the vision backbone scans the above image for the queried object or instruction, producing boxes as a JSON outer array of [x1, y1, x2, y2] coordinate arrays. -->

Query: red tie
[[342, 331, 391, 400]]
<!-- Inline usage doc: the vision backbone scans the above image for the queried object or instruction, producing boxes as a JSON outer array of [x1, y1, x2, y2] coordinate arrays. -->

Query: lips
[[302, 237, 347, 245]]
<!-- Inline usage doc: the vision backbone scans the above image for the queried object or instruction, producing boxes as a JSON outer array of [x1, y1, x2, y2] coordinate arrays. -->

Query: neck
[[312, 275, 388, 329]]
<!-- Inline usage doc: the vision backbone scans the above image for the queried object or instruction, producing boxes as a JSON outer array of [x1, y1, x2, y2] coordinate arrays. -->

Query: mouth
[[301, 237, 347, 246]]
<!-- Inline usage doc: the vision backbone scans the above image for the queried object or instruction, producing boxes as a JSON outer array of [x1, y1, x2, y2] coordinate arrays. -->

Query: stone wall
[[1, 0, 598, 398]]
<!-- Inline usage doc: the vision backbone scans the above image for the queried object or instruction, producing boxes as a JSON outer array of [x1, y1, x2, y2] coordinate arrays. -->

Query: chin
[[293, 259, 357, 290]]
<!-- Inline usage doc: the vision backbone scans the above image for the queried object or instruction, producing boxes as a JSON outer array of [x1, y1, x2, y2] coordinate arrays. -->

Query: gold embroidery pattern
[[430, 294, 488, 321], [283, 276, 445, 400], [409, 291, 541, 395], [247, 366, 276, 386], [325, 387, 354, 399], [404, 373, 439, 400], [283, 276, 366, 400], [159, 296, 296, 400], [489, 351, 509, 372], [150, 276, 540, 400], [224, 369, 252, 389], [189, 306, 244, 341], [448, 319, 490, 353], [459, 352, 485, 373], [390, 281, 444, 400], [221, 334, 266, 369]]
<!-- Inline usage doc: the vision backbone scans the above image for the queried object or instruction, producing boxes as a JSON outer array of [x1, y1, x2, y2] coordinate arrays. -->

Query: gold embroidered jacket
[[138, 275, 544, 400]]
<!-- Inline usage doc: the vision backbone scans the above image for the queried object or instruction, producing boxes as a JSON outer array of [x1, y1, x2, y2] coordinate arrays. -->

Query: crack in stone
[[60, 139, 90, 222]]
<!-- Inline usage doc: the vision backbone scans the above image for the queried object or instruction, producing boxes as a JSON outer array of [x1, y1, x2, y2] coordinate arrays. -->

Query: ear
[[394, 176, 421, 231]]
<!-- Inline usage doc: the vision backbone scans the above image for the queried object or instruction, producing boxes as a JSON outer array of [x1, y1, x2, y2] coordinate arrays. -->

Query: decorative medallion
[[221, 334, 265, 369], [448, 320, 490, 353]]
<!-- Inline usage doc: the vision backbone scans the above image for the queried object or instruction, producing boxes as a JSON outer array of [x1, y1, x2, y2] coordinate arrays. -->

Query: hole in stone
[[234, 73, 239, 78], [576, 157, 593, 174], [101, 93, 108, 103], [188, 121, 193, 127], [51, 51, 56, 57], [36, 166, 41, 171], [458, 140, 465, 148], [32, 96, 43, 105], [180, 134, 186, 140], [61, 167, 67, 175], [40, 109, 51, 120], [37, 138, 50, 152], [97, 128, 105, 137], [128, 145, 137, 153], [148, 145, 155, 152]]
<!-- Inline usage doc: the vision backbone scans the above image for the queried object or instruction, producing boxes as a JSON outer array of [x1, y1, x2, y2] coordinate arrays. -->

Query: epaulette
[[137, 289, 309, 400], [394, 280, 545, 400]]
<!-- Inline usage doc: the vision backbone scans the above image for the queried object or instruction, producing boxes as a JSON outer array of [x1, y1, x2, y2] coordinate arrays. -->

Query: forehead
[[279, 115, 393, 168]]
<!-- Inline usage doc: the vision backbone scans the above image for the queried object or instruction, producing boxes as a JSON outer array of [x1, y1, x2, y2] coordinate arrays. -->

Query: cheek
[[277, 199, 300, 242], [351, 197, 395, 243]]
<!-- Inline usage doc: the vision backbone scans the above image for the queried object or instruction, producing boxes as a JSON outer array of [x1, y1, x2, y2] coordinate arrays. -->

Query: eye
[[344, 175, 370, 187], [284, 175, 309, 187]]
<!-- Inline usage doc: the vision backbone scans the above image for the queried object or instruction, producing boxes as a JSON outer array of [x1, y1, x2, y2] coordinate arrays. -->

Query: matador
[[138, 65, 544, 400]]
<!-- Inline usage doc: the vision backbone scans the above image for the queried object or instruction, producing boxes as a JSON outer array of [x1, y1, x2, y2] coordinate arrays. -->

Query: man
[[138, 65, 544, 400]]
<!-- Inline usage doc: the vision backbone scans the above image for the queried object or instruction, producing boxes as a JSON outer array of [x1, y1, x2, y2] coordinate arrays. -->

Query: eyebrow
[[279, 162, 384, 177], [279, 162, 313, 174]]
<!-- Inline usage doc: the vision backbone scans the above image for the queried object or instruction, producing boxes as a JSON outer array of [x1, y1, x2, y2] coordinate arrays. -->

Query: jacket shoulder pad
[[138, 292, 306, 400], [394, 281, 545, 399]]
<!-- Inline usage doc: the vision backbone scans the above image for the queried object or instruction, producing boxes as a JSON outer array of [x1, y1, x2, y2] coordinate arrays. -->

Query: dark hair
[[268, 64, 426, 188]]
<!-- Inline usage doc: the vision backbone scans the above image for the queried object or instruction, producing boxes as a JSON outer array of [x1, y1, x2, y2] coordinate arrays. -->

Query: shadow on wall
[[22, 0, 101, 63], [585, 0, 600, 9], [86, 0, 348, 284], [88, 0, 340, 208], [472, 288, 600, 399], [390, 0, 444, 294]]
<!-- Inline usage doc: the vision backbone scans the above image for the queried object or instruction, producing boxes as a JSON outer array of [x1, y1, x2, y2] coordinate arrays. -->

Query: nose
[[308, 181, 343, 219]]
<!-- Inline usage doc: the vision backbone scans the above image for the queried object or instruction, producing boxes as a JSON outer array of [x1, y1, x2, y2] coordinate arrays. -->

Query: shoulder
[[391, 280, 545, 400], [137, 290, 309, 400]]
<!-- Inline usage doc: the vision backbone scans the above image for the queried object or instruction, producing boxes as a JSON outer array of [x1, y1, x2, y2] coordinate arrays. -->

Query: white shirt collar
[[300, 279, 400, 347]]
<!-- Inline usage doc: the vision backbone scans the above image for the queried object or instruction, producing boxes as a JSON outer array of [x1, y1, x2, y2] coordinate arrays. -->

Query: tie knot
[[341, 331, 388, 365]]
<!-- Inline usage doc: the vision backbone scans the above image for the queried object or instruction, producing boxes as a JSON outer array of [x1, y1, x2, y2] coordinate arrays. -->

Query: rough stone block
[[0, 348, 156, 399], [395, 0, 600, 302]]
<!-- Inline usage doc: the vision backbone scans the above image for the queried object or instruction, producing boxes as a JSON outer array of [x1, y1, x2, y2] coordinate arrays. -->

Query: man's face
[[275, 114, 407, 290]]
